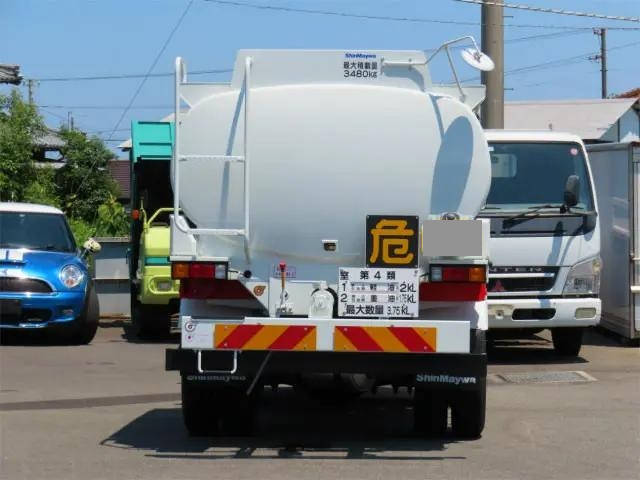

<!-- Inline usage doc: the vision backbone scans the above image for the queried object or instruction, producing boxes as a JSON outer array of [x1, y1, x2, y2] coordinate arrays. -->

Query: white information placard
[[337, 267, 419, 318]]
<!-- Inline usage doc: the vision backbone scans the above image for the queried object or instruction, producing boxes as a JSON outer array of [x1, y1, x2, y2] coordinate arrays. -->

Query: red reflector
[[189, 263, 215, 278], [442, 267, 469, 282], [420, 282, 487, 302], [180, 279, 254, 300]]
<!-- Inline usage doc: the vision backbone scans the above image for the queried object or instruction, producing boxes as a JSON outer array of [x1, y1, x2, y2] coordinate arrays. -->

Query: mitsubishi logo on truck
[[366, 215, 419, 268]]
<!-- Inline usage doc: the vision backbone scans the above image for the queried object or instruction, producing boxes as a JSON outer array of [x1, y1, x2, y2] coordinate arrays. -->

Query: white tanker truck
[[165, 38, 494, 438]]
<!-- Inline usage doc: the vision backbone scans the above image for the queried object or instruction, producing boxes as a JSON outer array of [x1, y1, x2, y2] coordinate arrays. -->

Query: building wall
[[602, 108, 640, 143]]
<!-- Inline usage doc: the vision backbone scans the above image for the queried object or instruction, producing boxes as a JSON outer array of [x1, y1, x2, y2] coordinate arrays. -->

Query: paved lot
[[1, 325, 639, 480]]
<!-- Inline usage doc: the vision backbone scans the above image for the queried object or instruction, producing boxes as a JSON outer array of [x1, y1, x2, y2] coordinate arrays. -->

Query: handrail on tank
[[381, 36, 482, 102], [172, 56, 252, 261]]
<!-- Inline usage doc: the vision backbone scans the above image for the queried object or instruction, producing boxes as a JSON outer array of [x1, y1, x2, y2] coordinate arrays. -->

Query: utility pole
[[27, 79, 35, 104], [589, 29, 607, 98], [599, 28, 607, 98], [481, 0, 504, 129]]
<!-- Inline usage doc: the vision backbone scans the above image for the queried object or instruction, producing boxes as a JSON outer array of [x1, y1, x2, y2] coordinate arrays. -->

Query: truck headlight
[[59, 265, 84, 289], [563, 257, 601, 295]]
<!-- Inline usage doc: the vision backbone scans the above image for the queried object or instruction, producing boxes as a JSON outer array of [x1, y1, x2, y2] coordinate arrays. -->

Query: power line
[[503, 30, 588, 44], [203, 0, 640, 30], [27, 31, 586, 86], [31, 68, 231, 83], [453, 0, 640, 23], [462, 39, 640, 82], [38, 104, 172, 110], [106, 0, 194, 143], [72, 0, 194, 202]]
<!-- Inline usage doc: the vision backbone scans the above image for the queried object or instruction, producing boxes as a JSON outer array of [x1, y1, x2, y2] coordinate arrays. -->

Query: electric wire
[[453, 0, 640, 23], [203, 0, 640, 30]]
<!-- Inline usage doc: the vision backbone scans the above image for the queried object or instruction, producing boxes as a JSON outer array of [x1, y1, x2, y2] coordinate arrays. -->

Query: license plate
[[337, 267, 419, 318], [0, 299, 22, 317], [156, 281, 173, 292]]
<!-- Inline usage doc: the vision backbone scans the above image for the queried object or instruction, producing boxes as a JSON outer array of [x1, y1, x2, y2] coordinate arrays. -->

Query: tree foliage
[[0, 89, 129, 241], [56, 127, 118, 221], [0, 90, 45, 200]]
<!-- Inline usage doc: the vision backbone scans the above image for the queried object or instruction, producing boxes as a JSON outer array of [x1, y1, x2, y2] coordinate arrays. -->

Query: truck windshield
[[0, 212, 76, 253], [483, 142, 594, 212]]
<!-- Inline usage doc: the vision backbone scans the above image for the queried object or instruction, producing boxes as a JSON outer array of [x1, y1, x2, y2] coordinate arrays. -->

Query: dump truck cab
[[128, 121, 179, 337]]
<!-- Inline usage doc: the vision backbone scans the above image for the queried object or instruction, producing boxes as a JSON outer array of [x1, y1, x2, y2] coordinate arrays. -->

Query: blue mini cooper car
[[0, 203, 100, 344]]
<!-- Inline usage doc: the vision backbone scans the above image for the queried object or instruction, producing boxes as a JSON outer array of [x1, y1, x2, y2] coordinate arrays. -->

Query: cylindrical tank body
[[175, 54, 490, 279]]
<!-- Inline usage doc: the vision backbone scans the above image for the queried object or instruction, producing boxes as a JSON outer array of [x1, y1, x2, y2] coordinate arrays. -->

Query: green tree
[[56, 128, 118, 221], [23, 165, 61, 207], [94, 194, 129, 237], [0, 90, 45, 200]]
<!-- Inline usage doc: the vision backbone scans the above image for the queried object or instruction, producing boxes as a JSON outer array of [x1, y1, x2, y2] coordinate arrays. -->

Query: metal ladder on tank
[[172, 56, 252, 262]]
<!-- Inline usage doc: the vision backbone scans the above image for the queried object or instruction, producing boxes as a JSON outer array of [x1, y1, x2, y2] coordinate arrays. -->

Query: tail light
[[430, 265, 486, 283], [171, 261, 228, 280], [422, 264, 487, 301]]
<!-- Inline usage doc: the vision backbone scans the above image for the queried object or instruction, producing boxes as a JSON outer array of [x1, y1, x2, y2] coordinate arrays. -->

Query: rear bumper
[[0, 291, 85, 329], [179, 316, 473, 353], [166, 349, 486, 390], [487, 297, 601, 329], [169, 316, 486, 389]]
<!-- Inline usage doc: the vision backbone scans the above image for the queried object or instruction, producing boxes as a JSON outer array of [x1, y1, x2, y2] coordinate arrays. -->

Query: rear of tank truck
[[165, 41, 494, 438]]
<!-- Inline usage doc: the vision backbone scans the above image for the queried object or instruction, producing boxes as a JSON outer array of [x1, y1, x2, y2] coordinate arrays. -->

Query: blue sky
[[1, 0, 639, 154]]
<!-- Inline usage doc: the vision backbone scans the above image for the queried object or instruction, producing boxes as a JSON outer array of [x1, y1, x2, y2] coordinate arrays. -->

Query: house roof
[[504, 98, 638, 141], [34, 129, 65, 149], [107, 160, 130, 199], [616, 87, 640, 99]]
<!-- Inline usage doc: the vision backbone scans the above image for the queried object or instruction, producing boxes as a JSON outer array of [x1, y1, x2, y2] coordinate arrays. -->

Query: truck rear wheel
[[413, 390, 448, 436], [130, 301, 170, 340], [551, 327, 584, 356], [450, 385, 486, 439], [182, 380, 220, 436], [181, 378, 257, 437]]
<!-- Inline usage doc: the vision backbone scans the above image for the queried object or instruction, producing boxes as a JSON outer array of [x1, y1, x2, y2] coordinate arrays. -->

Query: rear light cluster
[[430, 265, 486, 283], [171, 262, 228, 280]]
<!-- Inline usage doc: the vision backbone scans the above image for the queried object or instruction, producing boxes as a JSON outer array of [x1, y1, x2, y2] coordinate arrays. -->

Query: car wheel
[[68, 287, 99, 345]]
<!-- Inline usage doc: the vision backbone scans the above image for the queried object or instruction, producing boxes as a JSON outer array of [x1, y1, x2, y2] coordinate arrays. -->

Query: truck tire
[[182, 379, 257, 437], [450, 384, 486, 439], [67, 287, 99, 345], [551, 328, 584, 357], [130, 301, 170, 340], [182, 380, 220, 436], [414, 390, 448, 436]]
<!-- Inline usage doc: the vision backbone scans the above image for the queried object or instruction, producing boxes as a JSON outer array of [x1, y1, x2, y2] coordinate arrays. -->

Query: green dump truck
[[128, 121, 179, 337]]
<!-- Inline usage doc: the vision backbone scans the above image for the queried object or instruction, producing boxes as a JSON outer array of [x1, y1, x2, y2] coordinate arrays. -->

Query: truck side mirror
[[564, 175, 580, 208]]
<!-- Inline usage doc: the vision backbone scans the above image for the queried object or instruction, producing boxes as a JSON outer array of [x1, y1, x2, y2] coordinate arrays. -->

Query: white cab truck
[[479, 130, 601, 356], [587, 141, 640, 342], [165, 40, 495, 438]]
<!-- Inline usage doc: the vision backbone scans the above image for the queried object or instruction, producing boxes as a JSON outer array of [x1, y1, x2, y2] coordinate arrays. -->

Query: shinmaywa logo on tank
[[343, 52, 378, 78]]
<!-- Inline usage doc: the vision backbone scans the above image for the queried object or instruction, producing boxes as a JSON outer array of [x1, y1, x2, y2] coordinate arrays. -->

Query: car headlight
[[563, 256, 601, 295], [59, 265, 84, 289]]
